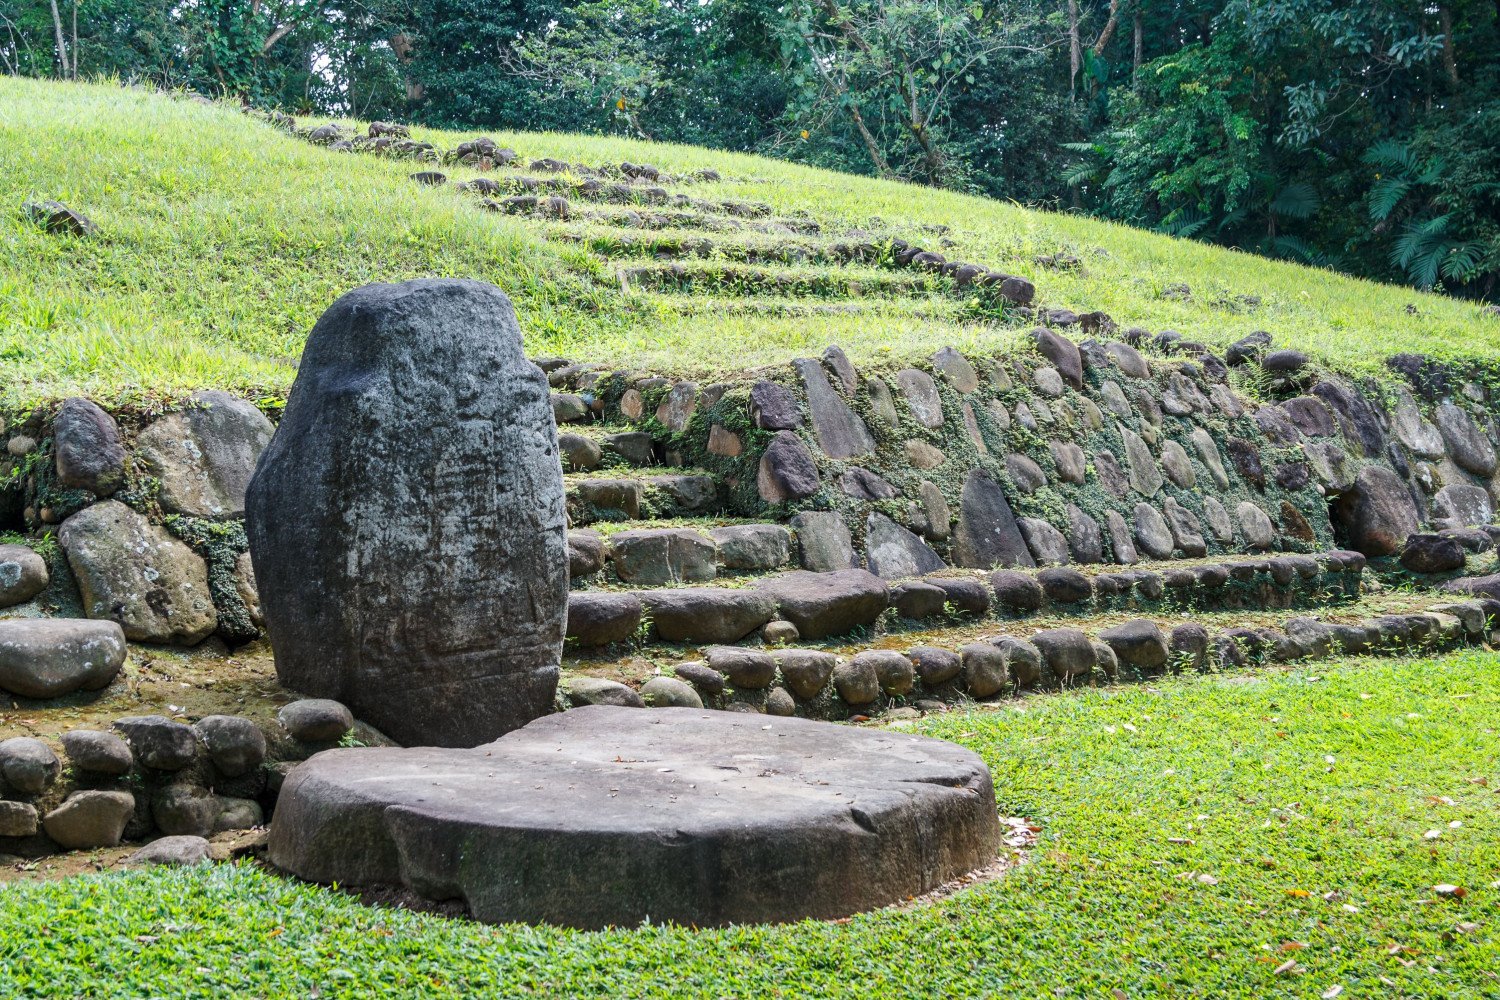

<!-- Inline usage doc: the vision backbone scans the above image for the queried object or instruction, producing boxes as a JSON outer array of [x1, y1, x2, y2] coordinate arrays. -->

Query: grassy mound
[[3, 652, 1497, 997], [2, 77, 1497, 409]]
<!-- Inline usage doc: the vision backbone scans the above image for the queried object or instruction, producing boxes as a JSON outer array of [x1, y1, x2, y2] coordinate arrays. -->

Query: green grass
[[3, 77, 1498, 409], [4, 652, 1497, 998]]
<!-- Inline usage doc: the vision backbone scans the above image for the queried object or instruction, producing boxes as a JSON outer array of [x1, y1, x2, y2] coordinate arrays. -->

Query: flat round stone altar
[[269, 706, 1000, 927]]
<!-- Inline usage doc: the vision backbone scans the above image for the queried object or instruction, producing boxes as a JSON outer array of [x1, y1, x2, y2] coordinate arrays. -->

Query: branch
[[1092, 0, 1121, 57]]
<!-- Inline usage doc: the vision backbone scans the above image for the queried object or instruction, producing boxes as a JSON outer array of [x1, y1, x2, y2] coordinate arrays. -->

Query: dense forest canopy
[[4, 0, 1496, 300]]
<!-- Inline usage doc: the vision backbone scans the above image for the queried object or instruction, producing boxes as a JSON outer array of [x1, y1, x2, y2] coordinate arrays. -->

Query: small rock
[[1400, 534, 1466, 574], [832, 657, 880, 705], [0, 800, 39, 838], [60, 730, 133, 776], [0, 737, 60, 795], [761, 619, 800, 644], [908, 646, 961, 686], [707, 647, 777, 690], [113, 716, 198, 771], [194, 716, 267, 778], [566, 677, 645, 709], [774, 649, 836, 699], [0, 544, 48, 609], [765, 687, 796, 716], [53, 398, 127, 496], [126, 835, 213, 868], [43, 790, 135, 849], [673, 662, 725, 697], [277, 699, 355, 742], [960, 643, 1008, 698], [640, 676, 703, 709]]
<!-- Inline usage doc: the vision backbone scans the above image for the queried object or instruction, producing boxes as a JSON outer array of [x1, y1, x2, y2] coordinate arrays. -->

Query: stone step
[[557, 225, 896, 268], [565, 469, 723, 526], [616, 260, 1014, 303], [565, 550, 1370, 648], [569, 520, 793, 586], [563, 593, 1500, 722]]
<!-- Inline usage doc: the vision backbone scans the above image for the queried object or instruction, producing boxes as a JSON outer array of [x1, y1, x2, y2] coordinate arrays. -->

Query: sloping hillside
[[1, 76, 1495, 409]]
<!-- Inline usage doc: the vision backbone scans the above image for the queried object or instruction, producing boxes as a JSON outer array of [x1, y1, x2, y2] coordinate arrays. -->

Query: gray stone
[[60, 501, 217, 645], [821, 346, 858, 394], [1065, 505, 1104, 564], [644, 588, 778, 644], [890, 579, 945, 619], [1105, 342, 1149, 378], [711, 524, 791, 572], [1004, 453, 1047, 494], [151, 785, 218, 837], [551, 393, 588, 424], [1331, 466, 1420, 556], [750, 381, 801, 430], [765, 687, 796, 716], [113, 715, 198, 771], [53, 397, 126, 497], [1098, 620, 1168, 673], [856, 650, 914, 695], [557, 433, 603, 471], [1038, 567, 1091, 604], [950, 470, 1034, 570], [1050, 441, 1086, 484], [1400, 534, 1466, 574], [990, 636, 1041, 687], [753, 570, 888, 640], [1132, 503, 1174, 560], [43, 790, 135, 849], [864, 513, 945, 580], [1121, 428, 1162, 496], [0, 737, 59, 795], [1282, 396, 1335, 437], [864, 378, 900, 425], [831, 657, 880, 705], [136, 391, 274, 519], [1163, 497, 1207, 557], [1030, 628, 1095, 680], [127, 835, 213, 867], [839, 467, 898, 501], [960, 643, 1008, 697], [1202, 497, 1235, 543], [1031, 328, 1083, 390], [234, 550, 262, 630], [566, 677, 645, 708], [1304, 441, 1356, 491], [566, 592, 642, 646], [0, 544, 47, 609], [1091, 640, 1119, 679], [277, 699, 355, 743], [640, 676, 704, 709], [610, 529, 717, 585], [1032, 367, 1065, 397], [214, 795, 263, 832], [793, 359, 874, 459], [1098, 381, 1131, 418], [601, 431, 656, 465], [915, 481, 952, 541], [1391, 389, 1444, 459], [932, 348, 980, 393], [989, 570, 1043, 613], [1169, 623, 1209, 671], [275, 708, 1005, 928], [775, 650, 836, 699], [1104, 511, 1139, 564], [568, 531, 606, 579], [1236, 502, 1276, 550], [791, 511, 855, 572], [758, 431, 822, 503], [986, 400, 1011, 432], [194, 715, 267, 778], [908, 646, 961, 686], [654, 382, 698, 433], [894, 369, 944, 428], [1432, 485, 1494, 528], [244, 280, 567, 748], [60, 729, 132, 776], [1436, 402, 1497, 476], [0, 618, 125, 699], [903, 439, 946, 469], [1160, 440, 1195, 488], [673, 662, 725, 697], [1018, 518, 1070, 566], [0, 800, 38, 838], [762, 619, 800, 644]]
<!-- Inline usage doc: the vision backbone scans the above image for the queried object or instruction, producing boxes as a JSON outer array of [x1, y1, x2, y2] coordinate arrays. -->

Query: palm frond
[[1270, 182, 1320, 220]]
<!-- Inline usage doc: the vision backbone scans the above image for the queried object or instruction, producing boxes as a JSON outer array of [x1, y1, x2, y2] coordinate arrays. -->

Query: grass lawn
[[3, 651, 1496, 998], [3, 77, 1498, 409]]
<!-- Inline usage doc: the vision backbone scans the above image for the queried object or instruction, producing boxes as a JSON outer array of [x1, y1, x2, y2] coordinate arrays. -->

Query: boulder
[[1120, 428, 1162, 497], [566, 677, 645, 709], [889, 580, 947, 620], [269, 708, 1001, 927], [774, 650, 836, 699], [793, 358, 874, 459], [960, 643, 1009, 698], [245, 280, 568, 748], [856, 650, 914, 695], [864, 513, 945, 580], [894, 369, 944, 428], [43, 790, 135, 849], [1018, 518, 1070, 566], [710, 525, 790, 572], [1435, 402, 1497, 476], [927, 577, 989, 617], [753, 570, 888, 640], [0, 801, 38, 838], [1163, 498, 1207, 557], [53, 398, 127, 497], [1030, 628, 1095, 681], [153, 785, 219, 837], [989, 570, 1043, 614], [1037, 567, 1091, 605], [908, 646, 961, 686], [1004, 453, 1047, 493], [673, 662, 725, 697], [135, 391, 274, 519], [758, 431, 821, 503], [1331, 466, 1420, 556], [0, 544, 47, 609], [706, 648, 777, 690], [749, 381, 802, 430], [831, 657, 880, 705], [609, 529, 717, 586], [127, 835, 213, 868], [1132, 503, 1175, 560], [567, 531, 607, 579], [790, 511, 855, 572], [557, 433, 602, 471], [1399, 534, 1466, 574], [0, 618, 125, 698], [277, 699, 355, 743], [1432, 485, 1493, 529], [113, 716, 198, 771], [950, 470, 1034, 569], [59, 501, 217, 645], [565, 592, 642, 646], [641, 677, 703, 709], [60, 729, 133, 776], [643, 588, 777, 643], [0, 737, 60, 795], [1098, 620, 1169, 673], [194, 715, 267, 777], [1031, 328, 1083, 390], [993, 636, 1043, 687]]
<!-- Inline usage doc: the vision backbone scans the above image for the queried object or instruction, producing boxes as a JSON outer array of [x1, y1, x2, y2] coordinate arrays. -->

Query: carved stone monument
[[245, 279, 567, 747]]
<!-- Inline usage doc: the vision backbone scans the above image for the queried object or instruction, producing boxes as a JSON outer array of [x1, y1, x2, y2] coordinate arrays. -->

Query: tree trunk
[[70, 0, 76, 79], [47, 0, 68, 78], [1132, 9, 1142, 80], [390, 33, 424, 102], [1092, 0, 1122, 56], [1439, 7, 1458, 86], [1068, 0, 1080, 99], [847, 101, 893, 178]]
